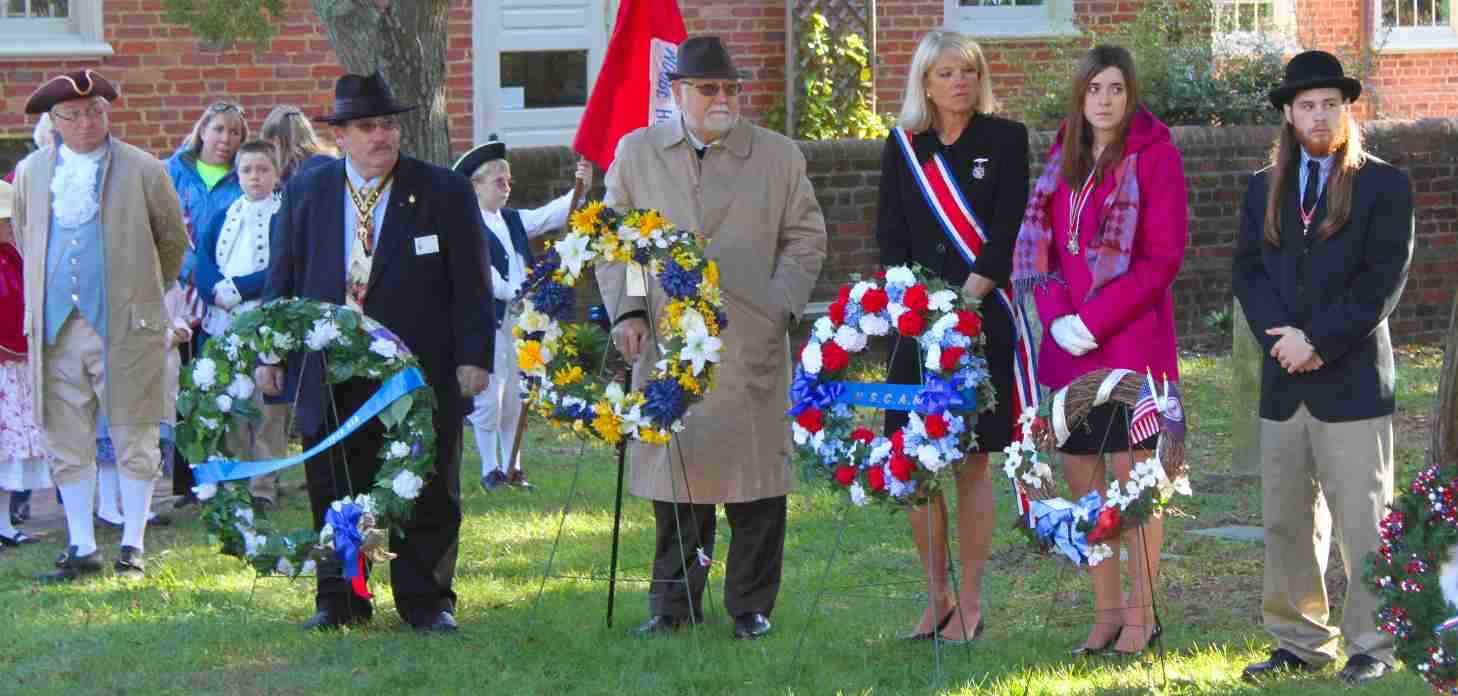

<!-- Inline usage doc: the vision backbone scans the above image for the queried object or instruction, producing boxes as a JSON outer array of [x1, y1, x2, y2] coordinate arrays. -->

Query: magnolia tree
[[163, 0, 454, 165]]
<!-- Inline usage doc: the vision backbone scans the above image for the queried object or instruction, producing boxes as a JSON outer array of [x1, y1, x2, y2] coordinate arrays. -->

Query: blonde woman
[[260, 104, 336, 184], [875, 30, 1031, 644]]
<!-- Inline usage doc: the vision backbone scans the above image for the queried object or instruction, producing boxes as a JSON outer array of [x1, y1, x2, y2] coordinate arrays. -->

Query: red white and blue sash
[[893, 128, 1039, 419]]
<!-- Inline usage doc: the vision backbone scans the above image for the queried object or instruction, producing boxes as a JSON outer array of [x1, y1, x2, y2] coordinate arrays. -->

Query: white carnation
[[192, 359, 218, 390], [813, 317, 836, 342], [885, 266, 916, 287], [930, 313, 959, 341], [923, 344, 942, 372], [387, 441, 411, 459], [832, 325, 866, 353], [226, 375, 255, 401], [929, 290, 958, 313], [800, 342, 823, 375], [849, 281, 876, 303], [916, 444, 945, 472], [215, 395, 234, 413], [858, 314, 891, 336], [849, 482, 868, 507], [369, 338, 400, 360], [391, 469, 425, 500]]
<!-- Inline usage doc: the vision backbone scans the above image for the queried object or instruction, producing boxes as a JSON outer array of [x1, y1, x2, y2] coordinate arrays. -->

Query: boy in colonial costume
[[194, 140, 291, 509], [453, 138, 592, 492]]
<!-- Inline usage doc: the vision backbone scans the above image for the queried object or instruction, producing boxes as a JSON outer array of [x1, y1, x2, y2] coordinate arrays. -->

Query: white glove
[[1050, 315, 1099, 356]]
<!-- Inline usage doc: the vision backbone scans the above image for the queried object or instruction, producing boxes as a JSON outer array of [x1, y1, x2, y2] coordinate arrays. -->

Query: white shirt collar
[[59, 140, 108, 164], [1300, 148, 1334, 177], [344, 158, 392, 189]]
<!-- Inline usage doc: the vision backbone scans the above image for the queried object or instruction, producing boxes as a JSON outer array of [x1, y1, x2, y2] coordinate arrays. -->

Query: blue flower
[[554, 402, 594, 423], [531, 280, 575, 320], [714, 309, 729, 331], [643, 378, 687, 426], [632, 245, 654, 265], [659, 260, 702, 299]]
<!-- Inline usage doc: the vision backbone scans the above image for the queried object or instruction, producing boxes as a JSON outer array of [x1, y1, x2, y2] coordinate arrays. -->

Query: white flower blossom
[[391, 469, 425, 500], [555, 232, 594, 279], [192, 359, 218, 390], [678, 309, 722, 375], [215, 395, 234, 413], [223, 333, 244, 360], [1088, 544, 1114, 566], [387, 441, 411, 459], [226, 375, 255, 401], [849, 280, 876, 303], [273, 332, 297, 351], [604, 382, 627, 406], [884, 266, 916, 287], [928, 290, 958, 313], [832, 325, 866, 353], [192, 483, 218, 501], [923, 344, 943, 372], [258, 351, 282, 365], [930, 313, 959, 341], [305, 319, 342, 351], [369, 338, 400, 360], [849, 482, 869, 507], [199, 416, 220, 431], [887, 303, 909, 323], [813, 317, 836, 342], [868, 440, 894, 465], [242, 531, 266, 557], [916, 444, 945, 472], [1172, 476, 1193, 496], [858, 314, 891, 336], [800, 342, 823, 375], [234, 506, 255, 528]]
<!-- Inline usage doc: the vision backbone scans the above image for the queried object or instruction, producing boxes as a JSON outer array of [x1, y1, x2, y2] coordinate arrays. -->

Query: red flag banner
[[572, 0, 687, 170]]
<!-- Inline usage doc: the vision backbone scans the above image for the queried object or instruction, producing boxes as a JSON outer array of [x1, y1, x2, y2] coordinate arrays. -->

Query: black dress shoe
[[114, 546, 146, 580], [37, 546, 104, 583], [631, 615, 683, 636], [0, 530, 38, 547], [1241, 648, 1318, 683], [733, 612, 772, 640], [303, 609, 370, 631], [1071, 625, 1123, 657], [1338, 654, 1390, 685], [412, 611, 459, 634], [148, 510, 173, 527]]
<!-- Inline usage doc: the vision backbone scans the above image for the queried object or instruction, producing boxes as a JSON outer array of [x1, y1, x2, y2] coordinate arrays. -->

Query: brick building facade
[[0, 0, 1452, 164]]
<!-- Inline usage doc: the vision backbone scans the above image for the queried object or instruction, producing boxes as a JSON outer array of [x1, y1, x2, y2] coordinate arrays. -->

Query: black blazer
[[1233, 156, 1414, 423], [875, 114, 1030, 284], [264, 156, 493, 437]]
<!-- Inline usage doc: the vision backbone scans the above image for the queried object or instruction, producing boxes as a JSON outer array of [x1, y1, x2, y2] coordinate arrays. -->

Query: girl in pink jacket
[[1012, 45, 1188, 657]]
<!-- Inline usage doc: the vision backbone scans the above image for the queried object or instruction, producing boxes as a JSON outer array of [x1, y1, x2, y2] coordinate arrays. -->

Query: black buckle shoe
[[411, 611, 459, 634], [114, 545, 146, 580], [37, 546, 104, 583], [0, 530, 38, 547], [1241, 648, 1318, 683], [631, 615, 683, 637], [733, 612, 772, 640], [303, 609, 370, 631], [1338, 654, 1390, 686]]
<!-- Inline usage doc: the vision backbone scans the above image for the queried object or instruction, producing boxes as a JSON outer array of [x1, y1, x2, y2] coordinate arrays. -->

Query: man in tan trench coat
[[13, 70, 188, 582], [599, 37, 827, 640]]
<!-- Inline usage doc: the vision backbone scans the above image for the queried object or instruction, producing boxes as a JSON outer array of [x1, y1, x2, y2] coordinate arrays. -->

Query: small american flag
[[1129, 380, 1162, 444]]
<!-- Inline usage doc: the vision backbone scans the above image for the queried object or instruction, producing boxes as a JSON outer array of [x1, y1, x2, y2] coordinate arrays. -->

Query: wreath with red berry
[[788, 265, 995, 506]]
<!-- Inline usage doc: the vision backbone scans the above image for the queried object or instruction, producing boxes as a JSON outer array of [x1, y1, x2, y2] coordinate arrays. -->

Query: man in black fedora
[[598, 35, 826, 640], [1234, 50, 1413, 685], [257, 72, 492, 633]]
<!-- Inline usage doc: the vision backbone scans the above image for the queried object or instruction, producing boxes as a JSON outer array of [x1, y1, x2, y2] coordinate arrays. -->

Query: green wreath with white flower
[[176, 299, 437, 578], [514, 202, 725, 447]]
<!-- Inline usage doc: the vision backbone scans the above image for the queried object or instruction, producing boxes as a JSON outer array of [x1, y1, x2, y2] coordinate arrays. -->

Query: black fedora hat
[[452, 134, 507, 178], [315, 72, 417, 125], [1269, 50, 1362, 109], [665, 36, 747, 81]]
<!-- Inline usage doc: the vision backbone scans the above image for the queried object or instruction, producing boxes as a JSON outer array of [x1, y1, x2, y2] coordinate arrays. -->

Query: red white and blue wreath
[[789, 265, 995, 506]]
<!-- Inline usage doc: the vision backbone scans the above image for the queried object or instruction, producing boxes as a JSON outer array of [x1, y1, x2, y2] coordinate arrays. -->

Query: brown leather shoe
[[507, 469, 535, 492]]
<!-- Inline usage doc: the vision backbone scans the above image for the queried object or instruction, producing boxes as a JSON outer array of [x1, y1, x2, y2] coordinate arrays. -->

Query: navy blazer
[[263, 156, 493, 437], [486, 208, 532, 323], [1233, 155, 1414, 423]]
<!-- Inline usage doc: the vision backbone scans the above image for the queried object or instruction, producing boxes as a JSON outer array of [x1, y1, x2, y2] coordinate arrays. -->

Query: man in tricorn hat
[[256, 72, 492, 632], [598, 36, 826, 639], [11, 70, 189, 582], [1234, 50, 1413, 686]]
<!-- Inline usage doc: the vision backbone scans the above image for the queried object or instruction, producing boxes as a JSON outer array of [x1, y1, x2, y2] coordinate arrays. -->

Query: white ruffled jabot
[[50, 145, 104, 229]]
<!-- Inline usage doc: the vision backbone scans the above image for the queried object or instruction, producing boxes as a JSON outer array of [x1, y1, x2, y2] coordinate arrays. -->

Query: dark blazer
[[485, 208, 532, 323], [876, 114, 1030, 284], [1233, 155, 1414, 423], [264, 156, 493, 437]]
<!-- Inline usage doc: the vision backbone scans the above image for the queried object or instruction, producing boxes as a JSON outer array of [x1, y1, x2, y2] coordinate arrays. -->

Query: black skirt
[[882, 296, 1016, 454], [1056, 402, 1159, 455]]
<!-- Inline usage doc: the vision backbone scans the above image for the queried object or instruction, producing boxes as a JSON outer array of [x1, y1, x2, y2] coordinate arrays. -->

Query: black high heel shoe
[[900, 605, 958, 641], [1111, 621, 1163, 657], [1071, 624, 1124, 656]]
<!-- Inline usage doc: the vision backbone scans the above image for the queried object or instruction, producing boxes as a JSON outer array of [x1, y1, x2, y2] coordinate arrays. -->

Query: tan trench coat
[[12, 139, 188, 428], [596, 118, 827, 503]]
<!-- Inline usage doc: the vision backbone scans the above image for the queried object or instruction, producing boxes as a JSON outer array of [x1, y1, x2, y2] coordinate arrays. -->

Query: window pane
[[500, 50, 589, 110], [961, 0, 1045, 6], [5, 0, 25, 18], [34, 0, 67, 17], [1382, 0, 1398, 25]]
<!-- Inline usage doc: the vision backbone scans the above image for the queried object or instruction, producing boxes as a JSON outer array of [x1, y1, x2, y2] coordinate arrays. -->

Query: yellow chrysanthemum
[[637, 210, 666, 238], [553, 365, 585, 386], [678, 373, 702, 394], [518, 341, 547, 373], [570, 201, 605, 232], [591, 406, 623, 444], [703, 261, 720, 288], [640, 429, 672, 445]]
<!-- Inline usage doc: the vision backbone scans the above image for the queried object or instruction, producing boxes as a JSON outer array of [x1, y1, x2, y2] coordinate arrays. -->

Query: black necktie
[[695, 146, 707, 160], [1302, 160, 1320, 209]]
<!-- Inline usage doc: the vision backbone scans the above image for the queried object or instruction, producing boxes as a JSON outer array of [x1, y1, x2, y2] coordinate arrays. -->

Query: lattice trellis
[[784, 0, 877, 137]]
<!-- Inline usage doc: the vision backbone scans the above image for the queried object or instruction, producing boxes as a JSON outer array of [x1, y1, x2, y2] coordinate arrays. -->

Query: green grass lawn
[[0, 349, 1444, 695]]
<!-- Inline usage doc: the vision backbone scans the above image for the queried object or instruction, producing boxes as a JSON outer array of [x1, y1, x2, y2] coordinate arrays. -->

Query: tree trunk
[[311, 0, 452, 166], [1431, 289, 1458, 467]]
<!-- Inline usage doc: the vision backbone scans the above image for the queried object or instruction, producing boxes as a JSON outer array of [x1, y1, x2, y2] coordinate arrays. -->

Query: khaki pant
[[1260, 404, 1394, 665], [225, 393, 289, 502], [43, 316, 160, 485]]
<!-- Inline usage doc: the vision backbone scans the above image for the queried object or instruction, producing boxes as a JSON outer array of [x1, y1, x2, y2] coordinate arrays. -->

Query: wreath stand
[[523, 279, 717, 639]]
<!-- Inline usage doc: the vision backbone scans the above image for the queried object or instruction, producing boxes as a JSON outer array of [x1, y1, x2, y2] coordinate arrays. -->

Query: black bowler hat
[[314, 72, 417, 125], [452, 134, 507, 178], [1268, 50, 1362, 109], [666, 36, 747, 81]]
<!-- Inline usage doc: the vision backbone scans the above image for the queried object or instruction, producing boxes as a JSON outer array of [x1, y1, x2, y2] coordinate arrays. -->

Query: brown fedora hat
[[25, 69, 119, 115]]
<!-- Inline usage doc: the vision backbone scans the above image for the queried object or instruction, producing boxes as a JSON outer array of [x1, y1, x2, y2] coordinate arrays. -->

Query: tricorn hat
[[25, 69, 119, 115], [1268, 50, 1362, 109], [452, 134, 507, 179], [665, 36, 747, 81], [314, 72, 417, 125]]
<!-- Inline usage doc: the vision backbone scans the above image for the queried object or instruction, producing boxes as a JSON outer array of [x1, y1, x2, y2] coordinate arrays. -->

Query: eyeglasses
[[683, 81, 742, 98], [51, 104, 109, 122], [348, 117, 401, 134]]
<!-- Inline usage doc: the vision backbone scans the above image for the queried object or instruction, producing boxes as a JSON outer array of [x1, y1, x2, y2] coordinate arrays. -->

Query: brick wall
[[0, 0, 476, 159], [506, 119, 1458, 350]]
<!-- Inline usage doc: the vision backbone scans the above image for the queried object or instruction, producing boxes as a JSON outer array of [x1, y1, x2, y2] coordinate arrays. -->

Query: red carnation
[[903, 285, 930, 312], [860, 288, 890, 314], [897, 311, 926, 337], [924, 414, 948, 439], [891, 430, 906, 453], [889, 453, 916, 481], [828, 300, 847, 325], [850, 427, 875, 445], [1087, 506, 1122, 543], [795, 407, 823, 433], [836, 285, 852, 304], [867, 466, 887, 492], [821, 342, 850, 373], [833, 465, 857, 487], [956, 310, 982, 337], [939, 346, 966, 372]]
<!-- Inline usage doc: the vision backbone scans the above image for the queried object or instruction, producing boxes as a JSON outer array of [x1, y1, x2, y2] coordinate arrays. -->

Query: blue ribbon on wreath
[[192, 367, 426, 484], [787, 369, 845, 417], [1030, 491, 1104, 565], [912, 374, 967, 416], [323, 501, 372, 599]]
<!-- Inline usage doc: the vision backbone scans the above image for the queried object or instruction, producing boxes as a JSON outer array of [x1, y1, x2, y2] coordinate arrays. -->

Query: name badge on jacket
[[414, 235, 440, 256]]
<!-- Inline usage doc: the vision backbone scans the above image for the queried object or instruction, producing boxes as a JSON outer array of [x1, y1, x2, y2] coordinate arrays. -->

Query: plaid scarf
[[1012, 146, 1141, 303]]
